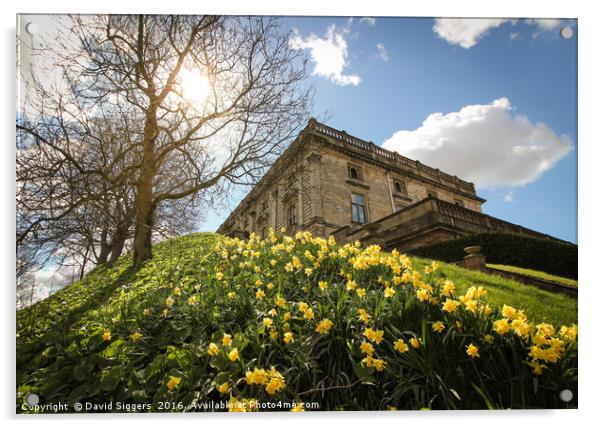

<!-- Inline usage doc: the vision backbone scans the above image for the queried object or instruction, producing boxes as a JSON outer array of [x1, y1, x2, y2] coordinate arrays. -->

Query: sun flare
[[178, 67, 211, 105]]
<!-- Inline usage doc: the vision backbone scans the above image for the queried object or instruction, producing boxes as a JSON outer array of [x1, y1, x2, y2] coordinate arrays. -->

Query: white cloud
[[289, 25, 361, 86], [433, 18, 569, 48], [528, 18, 562, 31], [360, 17, 376, 26], [503, 191, 514, 203], [376, 43, 389, 62], [382, 98, 573, 188], [433, 18, 513, 49]]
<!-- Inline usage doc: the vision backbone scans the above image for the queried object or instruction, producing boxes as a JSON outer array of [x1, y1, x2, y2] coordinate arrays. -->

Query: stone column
[[271, 188, 279, 231]]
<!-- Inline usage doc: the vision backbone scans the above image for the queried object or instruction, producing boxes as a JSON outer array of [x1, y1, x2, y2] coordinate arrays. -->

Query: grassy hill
[[17, 232, 578, 412]]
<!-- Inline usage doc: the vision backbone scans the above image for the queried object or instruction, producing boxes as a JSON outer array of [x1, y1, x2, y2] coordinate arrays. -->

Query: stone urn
[[464, 246, 482, 255]]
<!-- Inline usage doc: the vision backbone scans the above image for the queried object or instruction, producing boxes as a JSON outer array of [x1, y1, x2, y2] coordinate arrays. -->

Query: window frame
[[350, 192, 367, 225], [288, 203, 297, 228]]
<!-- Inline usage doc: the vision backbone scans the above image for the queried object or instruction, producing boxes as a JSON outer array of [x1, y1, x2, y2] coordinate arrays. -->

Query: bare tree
[[17, 113, 204, 276], [54, 15, 311, 266]]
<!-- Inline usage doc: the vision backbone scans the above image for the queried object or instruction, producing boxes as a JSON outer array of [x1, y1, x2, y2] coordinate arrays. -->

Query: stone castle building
[[217, 119, 562, 250]]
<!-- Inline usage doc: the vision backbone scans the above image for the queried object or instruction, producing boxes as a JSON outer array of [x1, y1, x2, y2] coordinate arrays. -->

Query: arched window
[[348, 166, 359, 180]]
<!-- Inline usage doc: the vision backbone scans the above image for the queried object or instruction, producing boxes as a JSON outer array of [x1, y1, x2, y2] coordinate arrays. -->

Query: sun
[[178, 67, 211, 106]]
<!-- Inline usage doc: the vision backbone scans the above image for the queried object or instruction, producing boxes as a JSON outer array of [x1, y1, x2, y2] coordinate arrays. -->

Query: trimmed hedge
[[409, 233, 577, 280]]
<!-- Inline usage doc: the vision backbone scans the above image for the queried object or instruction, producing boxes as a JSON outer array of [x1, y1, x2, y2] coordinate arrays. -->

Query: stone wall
[[218, 119, 485, 239]]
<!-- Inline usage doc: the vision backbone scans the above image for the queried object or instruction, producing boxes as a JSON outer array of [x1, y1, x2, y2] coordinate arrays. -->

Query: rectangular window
[[351, 193, 367, 224], [288, 204, 297, 228]]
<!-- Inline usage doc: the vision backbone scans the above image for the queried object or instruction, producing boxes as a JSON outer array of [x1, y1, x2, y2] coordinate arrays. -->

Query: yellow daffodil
[[130, 331, 142, 342], [464, 299, 477, 313], [228, 348, 239, 362], [384, 287, 395, 298], [218, 381, 229, 394], [442, 298, 461, 313], [284, 332, 294, 344], [373, 358, 386, 372], [501, 305, 517, 319], [208, 342, 219, 356], [493, 318, 511, 335], [315, 319, 334, 335], [222, 333, 232, 346], [410, 337, 420, 349], [102, 331, 111, 342], [360, 341, 375, 356], [165, 296, 175, 307], [432, 321, 445, 333], [466, 343, 480, 358], [394, 339, 409, 353], [166, 376, 181, 390]]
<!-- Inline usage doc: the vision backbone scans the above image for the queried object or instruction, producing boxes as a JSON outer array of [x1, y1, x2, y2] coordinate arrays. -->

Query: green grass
[[16, 232, 578, 412], [413, 258, 577, 326], [486, 264, 578, 289]]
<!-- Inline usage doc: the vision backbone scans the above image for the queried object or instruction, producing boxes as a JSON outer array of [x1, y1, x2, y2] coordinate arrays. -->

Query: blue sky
[[202, 17, 577, 243]]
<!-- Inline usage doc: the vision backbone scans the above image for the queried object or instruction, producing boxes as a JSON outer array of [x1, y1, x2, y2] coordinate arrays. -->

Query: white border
[[2, 1, 600, 427]]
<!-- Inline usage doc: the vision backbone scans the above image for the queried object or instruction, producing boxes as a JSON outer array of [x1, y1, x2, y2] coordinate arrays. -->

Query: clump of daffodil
[[363, 327, 384, 344]]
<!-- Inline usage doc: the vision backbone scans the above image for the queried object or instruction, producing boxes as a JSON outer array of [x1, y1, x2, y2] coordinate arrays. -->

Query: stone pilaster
[[306, 152, 323, 221]]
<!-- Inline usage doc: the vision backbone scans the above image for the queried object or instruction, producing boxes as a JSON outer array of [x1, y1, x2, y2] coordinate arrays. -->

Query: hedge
[[409, 233, 577, 280]]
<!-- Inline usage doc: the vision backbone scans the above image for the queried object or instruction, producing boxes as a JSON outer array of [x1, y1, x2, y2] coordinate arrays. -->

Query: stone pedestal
[[463, 246, 486, 271]]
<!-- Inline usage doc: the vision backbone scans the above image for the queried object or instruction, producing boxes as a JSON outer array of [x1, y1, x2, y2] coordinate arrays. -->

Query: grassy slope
[[17, 233, 577, 340], [413, 258, 577, 326], [18, 233, 577, 346], [16, 232, 578, 411], [486, 264, 578, 289]]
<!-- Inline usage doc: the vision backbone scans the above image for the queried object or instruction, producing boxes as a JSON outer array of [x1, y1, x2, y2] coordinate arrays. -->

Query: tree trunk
[[96, 229, 111, 265], [108, 231, 127, 266], [132, 106, 158, 268]]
